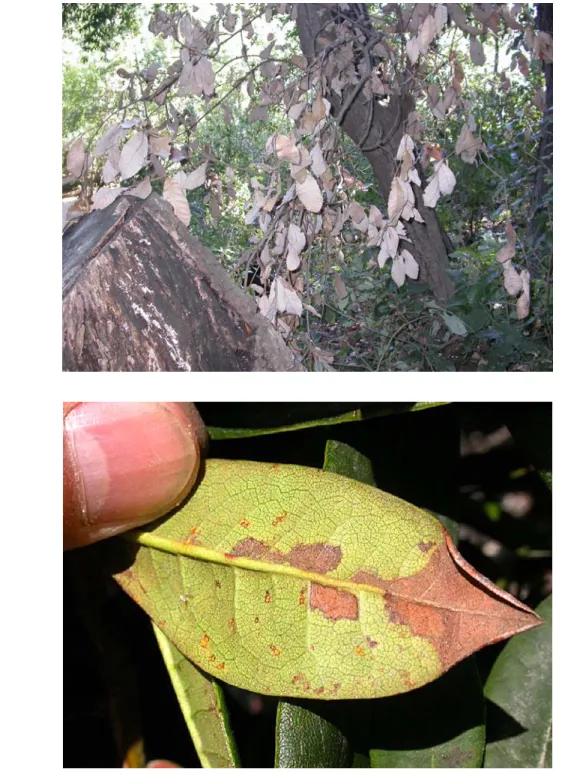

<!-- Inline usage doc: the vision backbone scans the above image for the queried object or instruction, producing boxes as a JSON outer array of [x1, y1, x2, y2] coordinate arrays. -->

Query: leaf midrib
[[126, 530, 536, 623]]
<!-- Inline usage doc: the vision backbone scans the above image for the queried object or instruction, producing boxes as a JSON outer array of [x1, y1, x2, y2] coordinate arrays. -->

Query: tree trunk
[[62, 193, 303, 371], [529, 3, 553, 254], [297, 4, 453, 301]]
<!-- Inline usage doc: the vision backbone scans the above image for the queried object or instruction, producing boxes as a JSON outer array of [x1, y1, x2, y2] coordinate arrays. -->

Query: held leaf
[[112, 459, 542, 701], [275, 440, 376, 768]]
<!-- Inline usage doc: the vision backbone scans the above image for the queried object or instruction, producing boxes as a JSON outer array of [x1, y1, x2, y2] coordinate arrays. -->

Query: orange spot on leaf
[[313, 686, 325, 695], [269, 644, 281, 657], [299, 587, 306, 605], [264, 590, 272, 604], [200, 634, 210, 649], [355, 646, 366, 657], [400, 670, 417, 689], [228, 618, 236, 631], [216, 662, 225, 670], [209, 654, 216, 662], [240, 519, 251, 528], [272, 511, 287, 527], [186, 526, 200, 545]]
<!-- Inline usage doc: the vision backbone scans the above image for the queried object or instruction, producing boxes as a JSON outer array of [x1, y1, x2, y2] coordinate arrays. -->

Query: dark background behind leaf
[[63, 403, 551, 767]]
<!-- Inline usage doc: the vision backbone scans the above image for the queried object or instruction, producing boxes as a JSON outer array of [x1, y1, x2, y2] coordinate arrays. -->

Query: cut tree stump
[[62, 193, 303, 371]]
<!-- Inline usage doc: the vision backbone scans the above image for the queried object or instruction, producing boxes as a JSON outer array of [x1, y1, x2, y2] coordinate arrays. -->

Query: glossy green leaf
[[151, 623, 239, 768], [113, 459, 542, 701], [368, 657, 485, 767], [484, 595, 552, 768], [322, 439, 375, 485], [410, 402, 450, 412], [206, 403, 450, 440], [275, 440, 375, 768], [275, 700, 351, 767]]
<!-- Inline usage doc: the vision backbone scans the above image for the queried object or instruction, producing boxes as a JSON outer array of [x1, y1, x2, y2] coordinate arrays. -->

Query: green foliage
[[152, 623, 240, 767], [484, 595, 552, 767], [186, 84, 293, 273], [62, 3, 141, 55], [62, 60, 123, 143]]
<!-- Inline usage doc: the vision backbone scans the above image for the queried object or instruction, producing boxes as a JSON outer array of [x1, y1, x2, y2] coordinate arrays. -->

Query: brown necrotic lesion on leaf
[[286, 543, 342, 572], [352, 525, 542, 673], [230, 537, 343, 573], [309, 583, 359, 621]]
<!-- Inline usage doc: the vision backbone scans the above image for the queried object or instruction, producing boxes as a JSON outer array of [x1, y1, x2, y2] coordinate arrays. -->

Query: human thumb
[[63, 402, 204, 550]]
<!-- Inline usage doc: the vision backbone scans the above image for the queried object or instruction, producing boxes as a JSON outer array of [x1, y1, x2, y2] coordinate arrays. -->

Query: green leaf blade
[[484, 595, 552, 768], [113, 459, 542, 701], [275, 700, 351, 768], [323, 439, 375, 484], [368, 657, 486, 767], [205, 403, 450, 440], [152, 623, 240, 768], [275, 440, 376, 768]]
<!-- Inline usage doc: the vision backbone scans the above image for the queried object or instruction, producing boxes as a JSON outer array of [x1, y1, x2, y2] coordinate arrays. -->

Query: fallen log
[[62, 193, 303, 371]]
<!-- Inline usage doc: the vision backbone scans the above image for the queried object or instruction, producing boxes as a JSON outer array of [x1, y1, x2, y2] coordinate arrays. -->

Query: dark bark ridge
[[296, 4, 453, 301], [62, 194, 303, 371]]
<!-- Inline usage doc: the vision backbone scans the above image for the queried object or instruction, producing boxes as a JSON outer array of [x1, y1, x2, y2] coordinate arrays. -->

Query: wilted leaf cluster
[[64, 3, 551, 335]]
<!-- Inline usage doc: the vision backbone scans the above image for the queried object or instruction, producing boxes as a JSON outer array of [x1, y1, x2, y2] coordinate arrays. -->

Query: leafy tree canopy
[[62, 4, 552, 371], [62, 3, 142, 54]]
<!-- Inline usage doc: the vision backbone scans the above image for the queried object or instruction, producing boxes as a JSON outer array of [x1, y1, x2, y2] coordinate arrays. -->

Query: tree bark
[[297, 3, 453, 301], [62, 194, 303, 371]]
